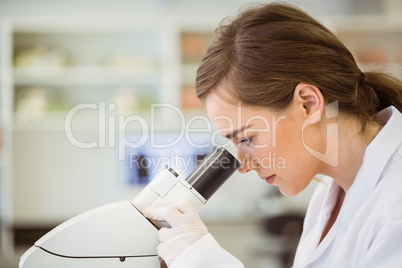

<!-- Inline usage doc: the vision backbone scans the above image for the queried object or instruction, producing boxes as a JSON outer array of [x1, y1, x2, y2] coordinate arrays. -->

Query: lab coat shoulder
[[364, 218, 402, 268], [364, 110, 402, 267], [363, 159, 402, 267], [170, 233, 245, 268], [335, 136, 402, 268], [370, 145, 402, 224]]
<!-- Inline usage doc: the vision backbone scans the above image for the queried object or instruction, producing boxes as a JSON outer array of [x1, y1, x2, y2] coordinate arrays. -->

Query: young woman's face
[[205, 88, 324, 196]]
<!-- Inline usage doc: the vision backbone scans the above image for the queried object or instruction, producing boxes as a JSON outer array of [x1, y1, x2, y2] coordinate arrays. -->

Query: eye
[[237, 137, 253, 146]]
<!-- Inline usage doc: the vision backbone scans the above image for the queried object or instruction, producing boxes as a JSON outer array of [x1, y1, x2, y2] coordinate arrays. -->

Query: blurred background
[[1, 0, 402, 267]]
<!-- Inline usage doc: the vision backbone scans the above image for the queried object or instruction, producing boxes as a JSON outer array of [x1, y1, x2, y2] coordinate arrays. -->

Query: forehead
[[205, 88, 239, 121], [205, 89, 271, 132]]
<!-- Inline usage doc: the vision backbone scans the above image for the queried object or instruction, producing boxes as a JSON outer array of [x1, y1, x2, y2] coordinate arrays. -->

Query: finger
[[147, 199, 196, 214], [149, 200, 177, 209], [144, 205, 184, 226], [143, 205, 180, 220], [157, 242, 168, 259], [158, 227, 171, 243], [173, 199, 197, 214], [143, 206, 167, 220], [157, 242, 173, 261]]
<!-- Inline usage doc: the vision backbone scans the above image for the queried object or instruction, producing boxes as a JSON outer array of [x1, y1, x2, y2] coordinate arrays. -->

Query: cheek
[[273, 121, 318, 177], [237, 126, 301, 170], [235, 144, 267, 170], [273, 120, 304, 157]]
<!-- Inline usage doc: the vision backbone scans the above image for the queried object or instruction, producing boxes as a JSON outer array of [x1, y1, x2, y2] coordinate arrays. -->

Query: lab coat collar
[[309, 178, 343, 261], [340, 106, 402, 227], [305, 106, 402, 265]]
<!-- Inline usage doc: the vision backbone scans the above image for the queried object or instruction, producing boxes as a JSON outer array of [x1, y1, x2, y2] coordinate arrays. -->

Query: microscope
[[19, 146, 241, 267]]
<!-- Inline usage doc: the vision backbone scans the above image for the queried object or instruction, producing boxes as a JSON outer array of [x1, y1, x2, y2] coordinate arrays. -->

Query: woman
[[144, 2, 402, 267]]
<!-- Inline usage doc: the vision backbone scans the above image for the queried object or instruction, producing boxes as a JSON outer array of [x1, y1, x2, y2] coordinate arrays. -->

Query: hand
[[143, 200, 208, 266]]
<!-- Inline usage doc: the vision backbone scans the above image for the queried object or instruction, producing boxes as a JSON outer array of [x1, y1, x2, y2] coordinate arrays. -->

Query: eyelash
[[237, 137, 253, 146]]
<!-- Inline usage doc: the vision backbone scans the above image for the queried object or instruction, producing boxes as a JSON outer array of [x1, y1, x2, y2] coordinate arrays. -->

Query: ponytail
[[363, 72, 402, 113]]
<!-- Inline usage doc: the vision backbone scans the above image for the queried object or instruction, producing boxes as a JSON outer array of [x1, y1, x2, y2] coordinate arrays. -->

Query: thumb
[[143, 200, 199, 227], [143, 205, 184, 227]]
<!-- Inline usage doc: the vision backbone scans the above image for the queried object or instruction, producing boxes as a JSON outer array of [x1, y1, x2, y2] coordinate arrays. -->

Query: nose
[[235, 151, 252, 174], [238, 165, 252, 174]]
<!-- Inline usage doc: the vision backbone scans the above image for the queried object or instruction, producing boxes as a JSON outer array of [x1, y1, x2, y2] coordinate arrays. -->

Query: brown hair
[[196, 2, 402, 129]]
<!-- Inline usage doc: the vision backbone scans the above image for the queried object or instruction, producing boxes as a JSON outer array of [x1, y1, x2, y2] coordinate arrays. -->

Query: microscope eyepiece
[[186, 147, 241, 200]]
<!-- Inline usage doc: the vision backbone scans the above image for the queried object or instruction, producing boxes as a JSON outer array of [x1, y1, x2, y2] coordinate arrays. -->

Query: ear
[[293, 83, 324, 119]]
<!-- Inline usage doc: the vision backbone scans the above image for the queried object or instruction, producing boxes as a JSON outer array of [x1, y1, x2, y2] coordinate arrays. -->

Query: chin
[[278, 186, 301, 197]]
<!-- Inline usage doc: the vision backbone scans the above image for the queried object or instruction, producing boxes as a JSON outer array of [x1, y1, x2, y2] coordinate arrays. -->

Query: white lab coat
[[170, 106, 402, 268]]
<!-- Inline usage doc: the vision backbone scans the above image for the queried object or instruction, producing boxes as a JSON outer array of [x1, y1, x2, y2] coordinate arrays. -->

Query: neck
[[321, 116, 382, 192]]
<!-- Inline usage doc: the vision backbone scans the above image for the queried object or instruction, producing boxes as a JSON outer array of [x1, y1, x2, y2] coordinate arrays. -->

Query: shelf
[[324, 16, 402, 80], [327, 15, 402, 33], [11, 17, 169, 34], [359, 63, 402, 79], [12, 107, 210, 132], [14, 65, 161, 87], [12, 109, 152, 131]]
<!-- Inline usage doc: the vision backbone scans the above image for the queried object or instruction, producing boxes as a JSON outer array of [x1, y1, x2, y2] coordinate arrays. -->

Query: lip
[[263, 174, 276, 185]]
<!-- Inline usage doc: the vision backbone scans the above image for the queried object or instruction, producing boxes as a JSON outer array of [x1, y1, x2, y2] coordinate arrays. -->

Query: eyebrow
[[224, 125, 249, 139]]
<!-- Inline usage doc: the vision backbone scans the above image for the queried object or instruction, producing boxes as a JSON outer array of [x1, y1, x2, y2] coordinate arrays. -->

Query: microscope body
[[19, 147, 240, 268], [19, 201, 160, 267]]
